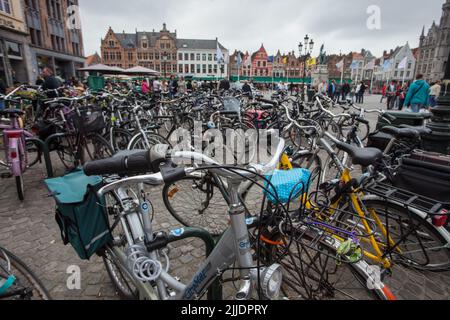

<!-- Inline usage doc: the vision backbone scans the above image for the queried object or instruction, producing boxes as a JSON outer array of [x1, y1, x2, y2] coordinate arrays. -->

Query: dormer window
[[109, 40, 115, 47], [142, 41, 148, 49]]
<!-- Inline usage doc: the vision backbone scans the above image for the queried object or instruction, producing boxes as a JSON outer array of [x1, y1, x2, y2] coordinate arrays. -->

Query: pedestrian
[[218, 77, 231, 91], [153, 77, 161, 93], [318, 81, 328, 95], [242, 80, 253, 97], [429, 80, 442, 108], [169, 75, 178, 98], [178, 76, 187, 95], [380, 83, 387, 103], [330, 81, 336, 99], [40, 67, 62, 98], [186, 80, 193, 92], [403, 74, 430, 113], [342, 81, 350, 101], [386, 81, 397, 110], [141, 79, 150, 95], [398, 82, 409, 111]]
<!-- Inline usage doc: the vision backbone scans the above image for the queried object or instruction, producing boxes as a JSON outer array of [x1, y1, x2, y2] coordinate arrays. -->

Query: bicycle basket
[[70, 106, 105, 134], [223, 97, 241, 114], [44, 169, 111, 260], [264, 169, 311, 204]]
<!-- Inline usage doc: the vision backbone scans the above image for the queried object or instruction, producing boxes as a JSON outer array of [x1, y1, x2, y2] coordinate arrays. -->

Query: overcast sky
[[78, 0, 445, 58]]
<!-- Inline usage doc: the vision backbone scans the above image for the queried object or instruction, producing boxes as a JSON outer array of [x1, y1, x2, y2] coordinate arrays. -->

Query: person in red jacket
[[141, 79, 150, 95], [380, 83, 387, 103]]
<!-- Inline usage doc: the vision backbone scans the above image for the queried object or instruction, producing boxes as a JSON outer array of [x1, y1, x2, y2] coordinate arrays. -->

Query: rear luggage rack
[[365, 182, 449, 218]]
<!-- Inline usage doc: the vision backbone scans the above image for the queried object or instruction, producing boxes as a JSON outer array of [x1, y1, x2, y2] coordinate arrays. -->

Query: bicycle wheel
[[0, 247, 51, 300], [128, 132, 170, 151], [109, 128, 133, 153], [83, 134, 114, 163], [55, 134, 77, 169], [357, 199, 450, 271], [256, 226, 390, 300], [163, 175, 232, 236], [26, 140, 40, 168]]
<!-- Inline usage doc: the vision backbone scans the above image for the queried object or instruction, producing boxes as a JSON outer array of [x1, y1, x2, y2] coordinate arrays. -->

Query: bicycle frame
[[102, 171, 281, 301]]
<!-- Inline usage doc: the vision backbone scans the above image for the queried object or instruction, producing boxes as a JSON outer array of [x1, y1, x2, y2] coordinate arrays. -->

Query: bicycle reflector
[[433, 210, 448, 228], [5, 130, 22, 139]]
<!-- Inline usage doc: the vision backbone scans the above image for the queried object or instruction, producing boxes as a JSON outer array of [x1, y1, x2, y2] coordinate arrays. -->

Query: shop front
[[0, 29, 31, 87]]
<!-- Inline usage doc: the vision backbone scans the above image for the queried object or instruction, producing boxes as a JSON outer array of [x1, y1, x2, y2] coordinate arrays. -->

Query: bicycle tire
[[128, 132, 170, 151], [0, 247, 51, 300], [15, 176, 24, 201]]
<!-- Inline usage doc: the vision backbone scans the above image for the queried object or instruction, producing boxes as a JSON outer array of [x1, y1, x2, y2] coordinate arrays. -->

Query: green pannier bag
[[44, 169, 112, 260]]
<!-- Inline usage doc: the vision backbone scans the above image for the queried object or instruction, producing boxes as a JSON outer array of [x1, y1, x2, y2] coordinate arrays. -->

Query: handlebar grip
[[83, 150, 153, 176]]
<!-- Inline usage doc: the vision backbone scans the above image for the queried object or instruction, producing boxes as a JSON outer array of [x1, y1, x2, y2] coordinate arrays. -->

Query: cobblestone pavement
[[0, 94, 449, 300]]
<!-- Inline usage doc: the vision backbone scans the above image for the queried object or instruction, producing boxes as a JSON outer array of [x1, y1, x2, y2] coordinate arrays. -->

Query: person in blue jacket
[[404, 74, 430, 113]]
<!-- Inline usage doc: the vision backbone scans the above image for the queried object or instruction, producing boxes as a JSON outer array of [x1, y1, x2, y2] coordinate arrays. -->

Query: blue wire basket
[[264, 169, 311, 204]]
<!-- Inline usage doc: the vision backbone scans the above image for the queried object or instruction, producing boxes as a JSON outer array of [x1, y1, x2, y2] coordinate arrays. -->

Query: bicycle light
[[262, 264, 283, 300]]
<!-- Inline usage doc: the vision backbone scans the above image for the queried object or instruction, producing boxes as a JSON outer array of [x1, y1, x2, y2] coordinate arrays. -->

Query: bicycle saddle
[[380, 126, 420, 140], [335, 141, 383, 167], [399, 125, 432, 136]]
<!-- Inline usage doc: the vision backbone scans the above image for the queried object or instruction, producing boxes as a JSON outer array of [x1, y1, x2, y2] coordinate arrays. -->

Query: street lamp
[[162, 51, 168, 80], [299, 35, 314, 85]]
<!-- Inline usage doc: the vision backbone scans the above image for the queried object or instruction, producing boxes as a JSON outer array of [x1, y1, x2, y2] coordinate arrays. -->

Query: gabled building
[[251, 44, 272, 77], [101, 23, 178, 76], [177, 38, 228, 79], [379, 43, 416, 82], [272, 50, 285, 78]]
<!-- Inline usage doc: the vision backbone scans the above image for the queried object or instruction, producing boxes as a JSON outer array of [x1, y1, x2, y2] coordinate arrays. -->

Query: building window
[[160, 43, 165, 49], [184, 53, 189, 61], [178, 53, 183, 61], [179, 64, 183, 73], [202, 64, 206, 74], [0, 0, 11, 14], [109, 40, 115, 47], [214, 65, 217, 74], [196, 53, 201, 61], [196, 65, 201, 74], [155, 53, 160, 60], [191, 64, 195, 73], [149, 53, 154, 60], [208, 54, 212, 61], [185, 64, 189, 73], [190, 53, 195, 61], [202, 54, 207, 61], [208, 65, 212, 74]]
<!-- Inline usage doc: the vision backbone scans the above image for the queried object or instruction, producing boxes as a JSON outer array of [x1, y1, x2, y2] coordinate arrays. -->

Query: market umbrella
[[123, 66, 160, 75], [78, 64, 125, 74]]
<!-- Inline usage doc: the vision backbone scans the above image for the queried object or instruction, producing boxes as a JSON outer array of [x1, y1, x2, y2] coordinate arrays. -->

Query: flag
[[350, 60, 360, 70], [216, 42, 224, 63], [267, 55, 274, 63], [336, 59, 344, 71], [282, 57, 287, 64], [398, 56, 408, 69], [306, 57, 316, 67], [244, 55, 252, 66], [364, 59, 376, 70], [236, 53, 242, 67], [383, 59, 392, 71]]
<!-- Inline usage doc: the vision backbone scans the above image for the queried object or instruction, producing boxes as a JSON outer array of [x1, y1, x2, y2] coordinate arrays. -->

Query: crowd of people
[[1, 67, 445, 114], [380, 74, 441, 112]]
